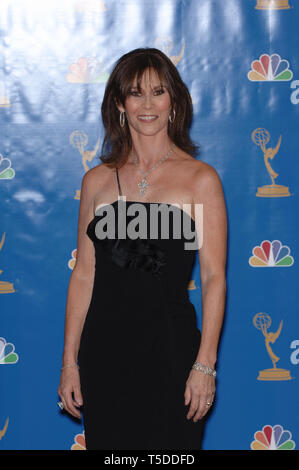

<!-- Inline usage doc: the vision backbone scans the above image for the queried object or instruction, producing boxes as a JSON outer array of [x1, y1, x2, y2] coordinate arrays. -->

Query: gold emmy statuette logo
[[251, 128, 291, 197], [70, 131, 100, 199], [253, 313, 292, 380], [155, 38, 185, 66], [0, 417, 9, 440], [0, 233, 15, 294], [255, 0, 291, 9]]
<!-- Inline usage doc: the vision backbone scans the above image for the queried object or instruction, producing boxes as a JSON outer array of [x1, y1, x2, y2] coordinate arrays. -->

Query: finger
[[207, 393, 215, 406], [194, 395, 212, 421], [60, 395, 81, 419], [186, 396, 199, 420], [64, 390, 82, 419], [60, 396, 67, 413], [184, 386, 191, 406], [68, 398, 82, 418], [193, 400, 208, 421], [67, 403, 81, 419], [73, 387, 83, 407], [205, 392, 215, 409]]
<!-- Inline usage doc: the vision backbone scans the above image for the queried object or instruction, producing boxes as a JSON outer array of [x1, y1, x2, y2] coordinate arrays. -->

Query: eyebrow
[[130, 84, 166, 90]]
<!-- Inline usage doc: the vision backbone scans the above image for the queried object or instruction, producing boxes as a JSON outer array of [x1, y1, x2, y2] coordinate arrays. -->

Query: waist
[[166, 298, 197, 320]]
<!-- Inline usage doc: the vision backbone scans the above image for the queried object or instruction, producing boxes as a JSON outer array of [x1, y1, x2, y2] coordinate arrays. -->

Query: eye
[[153, 88, 165, 96], [128, 90, 142, 97]]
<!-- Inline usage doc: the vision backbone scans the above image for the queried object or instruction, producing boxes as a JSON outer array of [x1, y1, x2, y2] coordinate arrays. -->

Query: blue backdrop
[[1, 0, 298, 451]]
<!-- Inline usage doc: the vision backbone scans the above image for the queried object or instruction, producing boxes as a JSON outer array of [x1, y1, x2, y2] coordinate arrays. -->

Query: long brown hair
[[100, 47, 199, 168]]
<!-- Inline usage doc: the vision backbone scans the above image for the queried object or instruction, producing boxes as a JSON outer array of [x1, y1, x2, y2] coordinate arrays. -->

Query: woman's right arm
[[58, 169, 97, 418]]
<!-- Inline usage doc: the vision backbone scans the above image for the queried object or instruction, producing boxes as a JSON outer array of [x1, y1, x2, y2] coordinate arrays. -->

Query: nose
[[143, 92, 153, 109]]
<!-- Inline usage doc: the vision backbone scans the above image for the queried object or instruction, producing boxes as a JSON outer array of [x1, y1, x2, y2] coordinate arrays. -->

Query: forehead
[[131, 67, 166, 87]]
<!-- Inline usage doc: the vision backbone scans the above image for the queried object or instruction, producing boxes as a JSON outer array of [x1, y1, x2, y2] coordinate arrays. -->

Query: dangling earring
[[120, 111, 126, 127], [169, 108, 176, 124]]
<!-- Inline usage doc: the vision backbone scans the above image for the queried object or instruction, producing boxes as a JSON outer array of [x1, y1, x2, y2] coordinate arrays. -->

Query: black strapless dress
[[78, 169, 206, 450]]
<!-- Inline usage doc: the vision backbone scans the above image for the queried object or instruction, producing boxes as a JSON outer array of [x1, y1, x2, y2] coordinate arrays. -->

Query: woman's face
[[117, 67, 172, 138]]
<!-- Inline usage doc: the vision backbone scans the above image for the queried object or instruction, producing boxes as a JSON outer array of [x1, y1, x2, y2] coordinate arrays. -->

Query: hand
[[57, 366, 83, 419], [184, 369, 215, 422]]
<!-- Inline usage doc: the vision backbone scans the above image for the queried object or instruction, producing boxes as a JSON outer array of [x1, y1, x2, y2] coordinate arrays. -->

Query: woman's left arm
[[184, 163, 227, 422]]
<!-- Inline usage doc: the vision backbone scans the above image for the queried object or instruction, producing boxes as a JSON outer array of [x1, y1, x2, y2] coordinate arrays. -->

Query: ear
[[114, 97, 125, 113]]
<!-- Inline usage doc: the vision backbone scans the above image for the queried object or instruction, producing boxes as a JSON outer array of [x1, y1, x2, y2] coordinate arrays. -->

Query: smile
[[137, 115, 158, 121]]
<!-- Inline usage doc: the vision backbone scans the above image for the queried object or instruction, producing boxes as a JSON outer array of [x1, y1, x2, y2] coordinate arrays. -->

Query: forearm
[[62, 269, 95, 365], [195, 274, 226, 368]]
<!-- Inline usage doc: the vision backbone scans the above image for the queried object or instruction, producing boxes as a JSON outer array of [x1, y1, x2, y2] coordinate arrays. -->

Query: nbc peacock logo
[[0, 153, 15, 179], [0, 337, 19, 364], [68, 249, 77, 270], [67, 57, 109, 83], [251, 424, 295, 450], [71, 431, 86, 450], [249, 240, 294, 267], [248, 54, 293, 81]]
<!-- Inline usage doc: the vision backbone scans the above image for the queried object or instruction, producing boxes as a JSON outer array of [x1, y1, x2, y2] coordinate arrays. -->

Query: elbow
[[72, 263, 95, 283], [201, 271, 226, 290]]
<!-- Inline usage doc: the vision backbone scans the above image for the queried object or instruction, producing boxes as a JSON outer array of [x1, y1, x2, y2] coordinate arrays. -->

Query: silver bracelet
[[192, 361, 216, 377]]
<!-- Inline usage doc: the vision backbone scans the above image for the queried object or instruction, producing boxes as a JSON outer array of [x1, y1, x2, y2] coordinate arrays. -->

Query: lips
[[137, 115, 158, 121]]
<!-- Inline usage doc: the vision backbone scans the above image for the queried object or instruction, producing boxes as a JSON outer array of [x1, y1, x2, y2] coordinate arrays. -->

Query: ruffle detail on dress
[[101, 237, 167, 278], [87, 218, 167, 278]]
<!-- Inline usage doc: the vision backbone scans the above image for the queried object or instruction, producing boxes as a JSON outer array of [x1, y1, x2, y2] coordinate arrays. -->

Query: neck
[[129, 130, 174, 171]]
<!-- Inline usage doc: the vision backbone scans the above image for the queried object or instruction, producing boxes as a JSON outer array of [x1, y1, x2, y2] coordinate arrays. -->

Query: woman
[[58, 48, 227, 450]]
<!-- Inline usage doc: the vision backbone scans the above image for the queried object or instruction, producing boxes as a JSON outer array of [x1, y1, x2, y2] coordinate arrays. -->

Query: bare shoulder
[[188, 159, 225, 202], [174, 149, 217, 180], [81, 162, 111, 184], [172, 149, 224, 202], [188, 158, 221, 181], [80, 163, 112, 196]]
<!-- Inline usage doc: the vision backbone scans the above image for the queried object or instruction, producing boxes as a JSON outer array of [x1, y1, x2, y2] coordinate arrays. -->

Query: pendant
[[138, 178, 149, 196]]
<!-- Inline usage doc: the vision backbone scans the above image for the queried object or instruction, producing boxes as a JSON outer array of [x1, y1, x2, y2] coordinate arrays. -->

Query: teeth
[[138, 116, 157, 120]]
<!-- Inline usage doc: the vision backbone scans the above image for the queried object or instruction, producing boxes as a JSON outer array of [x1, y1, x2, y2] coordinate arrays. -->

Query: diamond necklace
[[130, 144, 175, 196]]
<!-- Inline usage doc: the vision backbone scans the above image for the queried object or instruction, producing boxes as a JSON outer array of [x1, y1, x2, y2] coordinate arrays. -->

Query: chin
[[132, 123, 168, 137], [138, 129, 165, 137]]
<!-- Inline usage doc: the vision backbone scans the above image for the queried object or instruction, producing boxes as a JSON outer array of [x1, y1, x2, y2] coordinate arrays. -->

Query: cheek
[[158, 96, 172, 113], [124, 100, 138, 114]]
